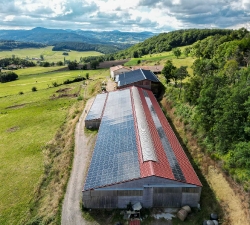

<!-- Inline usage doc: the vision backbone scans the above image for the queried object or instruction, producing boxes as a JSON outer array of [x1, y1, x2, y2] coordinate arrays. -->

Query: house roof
[[132, 65, 164, 73], [110, 65, 131, 72], [83, 86, 201, 191], [116, 69, 160, 87]]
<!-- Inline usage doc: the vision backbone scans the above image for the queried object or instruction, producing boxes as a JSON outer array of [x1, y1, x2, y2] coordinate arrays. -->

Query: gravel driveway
[[61, 98, 96, 225]]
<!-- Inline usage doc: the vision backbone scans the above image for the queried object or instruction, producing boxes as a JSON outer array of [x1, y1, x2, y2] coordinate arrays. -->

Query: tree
[[68, 61, 78, 70], [175, 66, 189, 99], [56, 61, 63, 66], [40, 55, 44, 61], [86, 73, 89, 79], [90, 60, 99, 69], [173, 48, 181, 58], [137, 60, 141, 64], [82, 64, 87, 70], [224, 60, 239, 84], [184, 47, 190, 57], [40, 61, 50, 67], [0, 71, 18, 83], [162, 60, 177, 85], [50, 62, 55, 66], [184, 76, 203, 105]]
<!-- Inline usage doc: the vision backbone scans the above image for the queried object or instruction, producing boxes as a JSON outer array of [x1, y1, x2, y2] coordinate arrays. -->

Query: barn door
[[153, 187, 182, 207]]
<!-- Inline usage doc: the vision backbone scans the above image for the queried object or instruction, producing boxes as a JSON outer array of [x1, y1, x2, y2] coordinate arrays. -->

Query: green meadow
[[0, 66, 109, 224], [0, 46, 103, 63]]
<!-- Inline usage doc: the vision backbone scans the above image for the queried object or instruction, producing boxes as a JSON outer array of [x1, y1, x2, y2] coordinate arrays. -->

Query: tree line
[[0, 57, 36, 68], [52, 42, 130, 54], [163, 28, 250, 186]]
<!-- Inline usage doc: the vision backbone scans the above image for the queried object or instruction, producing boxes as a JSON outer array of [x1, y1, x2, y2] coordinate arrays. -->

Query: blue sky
[[0, 0, 249, 32]]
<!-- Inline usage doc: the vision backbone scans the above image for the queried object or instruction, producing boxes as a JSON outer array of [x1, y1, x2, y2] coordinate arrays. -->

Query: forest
[[0, 40, 46, 50], [81, 29, 233, 63], [163, 28, 250, 187], [52, 41, 131, 54]]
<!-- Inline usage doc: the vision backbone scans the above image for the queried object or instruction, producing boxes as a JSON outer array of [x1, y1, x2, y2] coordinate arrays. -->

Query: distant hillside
[[0, 40, 46, 50], [0, 27, 156, 45], [80, 29, 234, 62], [52, 42, 130, 54], [120, 29, 233, 57]]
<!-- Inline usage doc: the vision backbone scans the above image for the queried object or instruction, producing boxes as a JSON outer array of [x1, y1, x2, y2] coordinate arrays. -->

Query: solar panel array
[[84, 89, 141, 190], [117, 69, 160, 87], [142, 90, 186, 182], [131, 87, 158, 162], [85, 93, 107, 121]]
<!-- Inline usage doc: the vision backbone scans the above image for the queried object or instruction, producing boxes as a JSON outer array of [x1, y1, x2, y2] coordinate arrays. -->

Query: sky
[[0, 0, 249, 32]]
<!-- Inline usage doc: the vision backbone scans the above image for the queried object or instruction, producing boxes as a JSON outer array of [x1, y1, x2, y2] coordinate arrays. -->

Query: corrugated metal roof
[[85, 93, 108, 121], [117, 69, 160, 87], [83, 86, 202, 191]]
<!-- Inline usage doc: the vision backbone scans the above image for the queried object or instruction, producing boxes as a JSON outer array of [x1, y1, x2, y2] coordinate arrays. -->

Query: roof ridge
[[140, 68, 147, 79]]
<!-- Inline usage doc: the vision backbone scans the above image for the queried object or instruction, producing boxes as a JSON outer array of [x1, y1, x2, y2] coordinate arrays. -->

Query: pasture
[[0, 46, 103, 63], [0, 67, 109, 224]]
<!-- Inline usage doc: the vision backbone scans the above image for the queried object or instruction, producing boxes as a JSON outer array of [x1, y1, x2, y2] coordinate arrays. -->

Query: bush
[[52, 82, 59, 87], [0, 71, 18, 83], [32, 86, 37, 92], [86, 73, 89, 79], [40, 61, 50, 67], [77, 96, 83, 101], [68, 61, 78, 70], [137, 59, 141, 64], [62, 52, 69, 55], [19, 91, 24, 95], [56, 61, 63, 66]]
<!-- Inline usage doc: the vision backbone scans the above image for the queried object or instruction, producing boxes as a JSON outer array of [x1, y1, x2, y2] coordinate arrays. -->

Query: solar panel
[[142, 90, 186, 182], [131, 87, 158, 162], [141, 69, 160, 82], [85, 93, 107, 121], [84, 89, 141, 190]]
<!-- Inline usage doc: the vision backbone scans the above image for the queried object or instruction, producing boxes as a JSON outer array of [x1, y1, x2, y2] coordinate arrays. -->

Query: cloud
[[0, 0, 249, 32]]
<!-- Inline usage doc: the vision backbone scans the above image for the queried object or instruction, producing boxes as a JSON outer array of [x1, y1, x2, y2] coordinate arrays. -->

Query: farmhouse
[[115, 69, 160, 91], [85, 93, 107, 129], [83, 86, 202, 209], [110, 65, 131, 80], [131, 65, 164, 74]]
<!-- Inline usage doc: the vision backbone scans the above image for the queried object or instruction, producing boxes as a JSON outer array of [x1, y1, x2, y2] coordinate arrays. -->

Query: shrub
[[56, 61, 63, 66], [86, 73, 89, 79], [52, 82, 59, 87], [32, 86, 37, 92], [137, 60, 141, 64], [0, 71, 18, 83], [77, 96, 83, 101], [19, 91, 24, 95]]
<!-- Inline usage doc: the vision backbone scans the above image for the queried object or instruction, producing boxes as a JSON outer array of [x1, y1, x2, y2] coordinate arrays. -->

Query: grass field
[[0, 46, 103, 63], [124, 46, 195, 78], [0, 69, 107, 97], [15, 66, 66, 76], [0, 67, 109, 224]]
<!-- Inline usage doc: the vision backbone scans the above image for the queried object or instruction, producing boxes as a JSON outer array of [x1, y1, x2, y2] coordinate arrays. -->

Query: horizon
[[0, 0, 249, 32]]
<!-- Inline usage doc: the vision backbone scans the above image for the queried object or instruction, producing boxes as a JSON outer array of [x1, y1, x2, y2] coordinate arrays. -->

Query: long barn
[[83, 86, 202, 208]]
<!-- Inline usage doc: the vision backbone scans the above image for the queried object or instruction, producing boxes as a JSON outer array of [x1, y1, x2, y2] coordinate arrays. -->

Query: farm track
[[61, 97, 96, 225]]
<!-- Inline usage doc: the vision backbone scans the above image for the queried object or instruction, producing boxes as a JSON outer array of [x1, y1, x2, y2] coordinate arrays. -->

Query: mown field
[[0, 66, 109, 224], [0, 46, 103, 63], [125, 46, 195, 80]]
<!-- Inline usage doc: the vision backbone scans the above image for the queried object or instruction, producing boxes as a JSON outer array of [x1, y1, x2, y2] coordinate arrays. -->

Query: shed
[[85, 93, 107, 129], [82, 87, 202, 209]]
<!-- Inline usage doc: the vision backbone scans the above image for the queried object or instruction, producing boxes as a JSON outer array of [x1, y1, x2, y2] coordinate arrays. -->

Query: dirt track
[[61, 97, 96, 225]]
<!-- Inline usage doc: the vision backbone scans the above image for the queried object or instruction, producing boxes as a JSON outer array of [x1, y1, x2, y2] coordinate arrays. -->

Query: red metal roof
[[136, 88, 201, 186], [83, 86, 201, 191]]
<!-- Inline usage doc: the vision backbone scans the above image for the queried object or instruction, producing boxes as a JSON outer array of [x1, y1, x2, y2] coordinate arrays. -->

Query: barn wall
[[82, 176, 201, 208]]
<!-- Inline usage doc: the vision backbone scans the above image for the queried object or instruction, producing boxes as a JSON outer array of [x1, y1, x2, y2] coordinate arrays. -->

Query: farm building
[[110, 65, 131, 80], [131, 65, 164, 74], [82, 86, 202, 209], [115, 69, 160, 91], [85, 93, 107, 129]]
